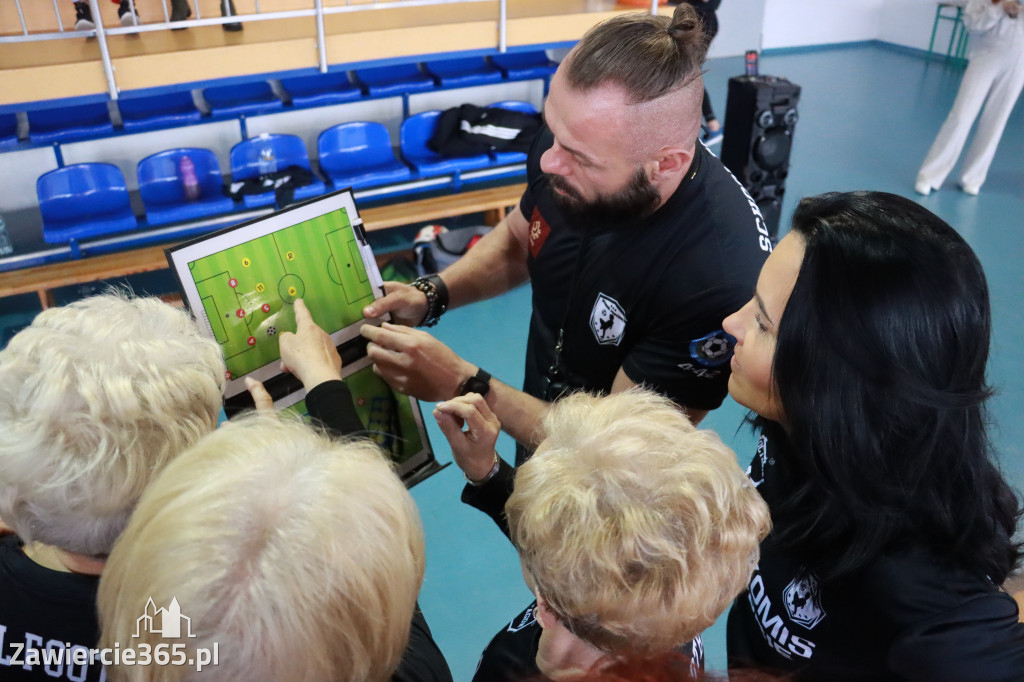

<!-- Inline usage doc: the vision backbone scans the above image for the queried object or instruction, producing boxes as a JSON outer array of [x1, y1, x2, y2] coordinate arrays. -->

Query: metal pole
[[160, 0, 170, 23], [315, 0, 328, 73], [14, 0, 29, 36], [650, 0, 658, 15], [498, 0, 506, 53], [51, 0, 65, 32], [89, 0, 120, 100], [255, 0, 262, 13]]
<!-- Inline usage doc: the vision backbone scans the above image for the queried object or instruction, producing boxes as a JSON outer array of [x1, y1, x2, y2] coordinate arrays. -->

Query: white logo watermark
[[1, 598, 218, 677], [111, 597, 219, 671], [135, 597, 195, 639]]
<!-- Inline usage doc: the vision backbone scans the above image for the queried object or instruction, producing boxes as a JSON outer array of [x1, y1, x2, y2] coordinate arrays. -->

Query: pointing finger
[[293, 298, 315, 330]]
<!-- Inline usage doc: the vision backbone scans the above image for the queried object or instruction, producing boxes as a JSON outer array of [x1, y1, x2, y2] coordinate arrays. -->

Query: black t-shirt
[[727, 422, 1024, 681], [472, 601, 705, 682], [0, 534, 104, 681], [519, 128, 770, 414]]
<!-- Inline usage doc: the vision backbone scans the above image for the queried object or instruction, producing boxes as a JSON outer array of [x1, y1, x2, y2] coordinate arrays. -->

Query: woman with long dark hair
[[723, 191, 1024, 680]]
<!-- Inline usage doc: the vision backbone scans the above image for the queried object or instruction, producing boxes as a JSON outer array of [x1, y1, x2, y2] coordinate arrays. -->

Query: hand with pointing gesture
[[279, 298, 343, 390]]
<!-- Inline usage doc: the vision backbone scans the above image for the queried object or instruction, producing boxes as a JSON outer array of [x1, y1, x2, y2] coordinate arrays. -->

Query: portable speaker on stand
[[720, 75, 801, 242]]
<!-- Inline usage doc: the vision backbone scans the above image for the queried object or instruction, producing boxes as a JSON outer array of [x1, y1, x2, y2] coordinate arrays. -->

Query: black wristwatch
[[459, 367, 491, 398]]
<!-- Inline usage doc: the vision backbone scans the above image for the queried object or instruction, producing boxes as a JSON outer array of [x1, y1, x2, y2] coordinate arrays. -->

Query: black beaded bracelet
[[410, 274, 449, 327]]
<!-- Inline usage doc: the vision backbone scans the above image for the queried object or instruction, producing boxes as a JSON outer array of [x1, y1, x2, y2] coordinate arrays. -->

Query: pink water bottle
[[180, 155, 200, 201]]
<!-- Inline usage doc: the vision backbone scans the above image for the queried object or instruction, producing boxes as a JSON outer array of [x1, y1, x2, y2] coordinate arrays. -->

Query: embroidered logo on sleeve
[[590, 293, 627, 346], [528, 208, 551, 258], [688, 330, 735, 367]]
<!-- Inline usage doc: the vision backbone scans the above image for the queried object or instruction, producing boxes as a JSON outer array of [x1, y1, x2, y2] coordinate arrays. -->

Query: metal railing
[[1, 0, 661, 100]]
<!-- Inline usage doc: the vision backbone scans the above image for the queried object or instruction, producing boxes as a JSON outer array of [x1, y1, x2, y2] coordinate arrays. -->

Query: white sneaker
[[960, 182, 980, 196], [73, 1, 95, 30], [914, 180, 932, 196], [119, 1, 141, 26]]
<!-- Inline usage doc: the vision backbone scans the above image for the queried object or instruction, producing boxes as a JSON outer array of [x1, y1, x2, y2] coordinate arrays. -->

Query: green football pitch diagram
[[187, 207, 373, 380], [286, 365, 424, 464]]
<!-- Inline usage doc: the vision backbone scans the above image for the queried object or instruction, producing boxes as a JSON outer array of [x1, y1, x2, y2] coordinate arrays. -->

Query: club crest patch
[[783, 569, 827, 630], [689, 330, 735, 367], [590, 293, 627, 346], [528, 208, 551, 258]]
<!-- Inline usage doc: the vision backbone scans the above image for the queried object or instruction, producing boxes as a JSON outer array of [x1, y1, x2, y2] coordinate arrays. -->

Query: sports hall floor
[[0, 42, 1021, 679]]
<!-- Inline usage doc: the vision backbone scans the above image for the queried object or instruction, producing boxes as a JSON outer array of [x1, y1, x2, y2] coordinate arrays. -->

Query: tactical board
[[284, 362, 425, 467], [186, 205, 371, 382], [166, 189, 438, 483]]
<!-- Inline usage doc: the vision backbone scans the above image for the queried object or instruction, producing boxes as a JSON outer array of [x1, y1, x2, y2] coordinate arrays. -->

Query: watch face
[[461, 376, 490, 397]]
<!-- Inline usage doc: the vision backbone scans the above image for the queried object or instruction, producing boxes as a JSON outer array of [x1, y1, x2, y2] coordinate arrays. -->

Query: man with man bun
[[361, 5, 770, 474]]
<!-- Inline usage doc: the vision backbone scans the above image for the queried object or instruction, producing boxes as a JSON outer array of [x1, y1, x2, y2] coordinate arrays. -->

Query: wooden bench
[[0, 183, 526, 309]]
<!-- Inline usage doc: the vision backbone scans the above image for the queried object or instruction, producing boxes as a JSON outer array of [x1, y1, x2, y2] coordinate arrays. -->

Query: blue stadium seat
[[229, 134, 326, 208], [28, 102, 114, 145], [487, 100, 538, 165], [119, 91, 202, 133], [203, 81, 283, 117], [37, 163, 137, 244], [354, 64, 435, 97], [400, 110, 491, 177], [280, 73, 362, 108], [137, 148, 235, 226], [424, 57, 503, 88], [0, 113, 18, 147], [491, 51, 559, 80], [318, 122, 412, 190]]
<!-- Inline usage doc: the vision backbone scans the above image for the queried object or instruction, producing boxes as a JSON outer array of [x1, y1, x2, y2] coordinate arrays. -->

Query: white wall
[[710, 0, 769, 57], [759, 0, 947, 53], [761, 0, 884, 50], [879, 0, 951, 52]]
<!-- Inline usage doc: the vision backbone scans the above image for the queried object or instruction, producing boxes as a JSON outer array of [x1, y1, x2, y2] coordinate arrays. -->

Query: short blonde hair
[[98, 413, 425, 682], [506, 389, 770, 655], [0, 293, 224, 556]]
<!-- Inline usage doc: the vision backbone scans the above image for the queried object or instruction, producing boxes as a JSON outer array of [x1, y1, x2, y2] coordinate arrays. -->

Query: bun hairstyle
[[566, 4, 709, 104]]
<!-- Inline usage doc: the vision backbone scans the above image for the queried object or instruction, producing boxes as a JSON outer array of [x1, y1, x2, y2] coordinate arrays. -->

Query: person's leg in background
[[72, 0, 95, 30], [117, 0, 141, 27], [915, 53, 1000, 195], [221, 0, 243, 32], [693, 1, 722, 145], [171, 0, 192, 22], [702, 88, 722, 145], [957, 54, 1024, 193], [72, 0, 142, 29]]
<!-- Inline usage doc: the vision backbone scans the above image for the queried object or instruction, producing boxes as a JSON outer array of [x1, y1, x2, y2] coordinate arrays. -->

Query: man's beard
[[548, 167, 661, 228]]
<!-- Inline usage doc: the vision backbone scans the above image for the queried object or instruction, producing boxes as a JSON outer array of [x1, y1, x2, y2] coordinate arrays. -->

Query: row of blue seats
[[36, 101, 538, 245], [1, 53, 557, 146]]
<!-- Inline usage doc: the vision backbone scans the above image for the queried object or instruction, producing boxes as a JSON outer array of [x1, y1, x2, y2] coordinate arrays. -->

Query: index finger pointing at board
[[293, 298, 316, 330]]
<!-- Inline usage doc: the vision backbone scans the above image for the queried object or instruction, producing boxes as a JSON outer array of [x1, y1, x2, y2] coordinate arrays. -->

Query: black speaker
[[720, 75, 801, 241]]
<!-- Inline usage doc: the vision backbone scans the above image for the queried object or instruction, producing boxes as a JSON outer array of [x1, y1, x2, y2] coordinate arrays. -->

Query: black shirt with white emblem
[[727, 421, 1024, 681], [519, 127, 770, 420]]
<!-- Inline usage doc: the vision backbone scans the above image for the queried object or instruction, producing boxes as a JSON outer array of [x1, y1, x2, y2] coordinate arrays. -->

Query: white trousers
[[917, 50, 1024, 190]]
